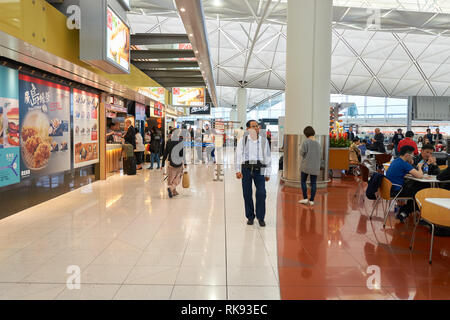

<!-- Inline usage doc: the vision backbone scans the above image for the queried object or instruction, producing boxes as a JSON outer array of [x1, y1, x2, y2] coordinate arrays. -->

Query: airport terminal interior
[[0, 0, 449, 300]]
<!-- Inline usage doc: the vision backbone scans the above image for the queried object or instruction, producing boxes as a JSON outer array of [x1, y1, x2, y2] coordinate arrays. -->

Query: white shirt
[[135, 133, 145, 152], [235, 133, 272, 177]]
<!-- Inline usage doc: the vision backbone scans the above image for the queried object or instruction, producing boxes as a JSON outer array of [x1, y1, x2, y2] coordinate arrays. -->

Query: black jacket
[[413, 154, 440, 176], [150, 132, 161, 153], [392, 133, 404, 145], [162, 139, 184, 168], [366, 172, 384, 200], [124, 126, 136, 149], [373, 133, 386, 153], [437, 166, 450, 190]]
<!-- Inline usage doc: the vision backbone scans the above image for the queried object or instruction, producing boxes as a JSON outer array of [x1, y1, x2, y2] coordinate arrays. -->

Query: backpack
[[366, 172, 384, 200]]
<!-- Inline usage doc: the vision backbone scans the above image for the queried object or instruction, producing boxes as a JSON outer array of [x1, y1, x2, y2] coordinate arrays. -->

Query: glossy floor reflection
[[277, 176, 450, 300], [0, 147, 280, 300]]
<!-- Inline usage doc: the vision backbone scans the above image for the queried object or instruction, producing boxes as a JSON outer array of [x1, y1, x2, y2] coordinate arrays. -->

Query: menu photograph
[[19, 74, 71, 178], [172, 87, 205, 106], [107, 7, 130, 72], [73, 89, 99, 168], [0, 65, 20, 187]]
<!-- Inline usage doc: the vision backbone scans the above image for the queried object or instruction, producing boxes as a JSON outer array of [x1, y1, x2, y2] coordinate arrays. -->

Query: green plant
[[329, 132, 351, 148]]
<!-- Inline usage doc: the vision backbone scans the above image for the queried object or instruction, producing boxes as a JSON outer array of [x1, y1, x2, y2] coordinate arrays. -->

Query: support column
[[282, 0, 333, 187], [237, 87, 248, 128], [407, 96, 413, 132]]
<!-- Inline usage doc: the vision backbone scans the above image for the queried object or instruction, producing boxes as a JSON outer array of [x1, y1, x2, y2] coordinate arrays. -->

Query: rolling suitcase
[[123, 157, 136, 175]]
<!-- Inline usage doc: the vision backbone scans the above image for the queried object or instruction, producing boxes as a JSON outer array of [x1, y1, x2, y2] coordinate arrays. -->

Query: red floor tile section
[[277, 176, 450, 300]]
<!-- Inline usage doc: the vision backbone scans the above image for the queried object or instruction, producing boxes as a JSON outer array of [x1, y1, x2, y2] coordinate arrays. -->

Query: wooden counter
[[106, 144, 122, 174]]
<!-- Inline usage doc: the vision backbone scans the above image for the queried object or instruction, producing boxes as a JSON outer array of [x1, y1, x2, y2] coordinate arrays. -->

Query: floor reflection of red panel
[[277, 177, 450, 300]]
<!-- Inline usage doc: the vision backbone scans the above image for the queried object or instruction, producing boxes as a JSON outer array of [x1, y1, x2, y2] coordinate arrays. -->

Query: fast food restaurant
[[0, 0, 206, 219]]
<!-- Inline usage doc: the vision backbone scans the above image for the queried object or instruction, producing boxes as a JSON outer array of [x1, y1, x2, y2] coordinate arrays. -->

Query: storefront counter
[[106, 144, 122, 173]]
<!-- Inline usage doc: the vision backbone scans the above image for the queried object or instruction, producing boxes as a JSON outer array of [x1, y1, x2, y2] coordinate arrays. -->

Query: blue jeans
[[150, 152, 160, 168], [301, 172, 317, 202], [242, 167, 266, 221]]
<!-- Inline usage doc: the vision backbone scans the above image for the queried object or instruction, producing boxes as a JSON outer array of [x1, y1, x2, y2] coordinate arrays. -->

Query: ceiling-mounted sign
[[106, 7, 130, 72], [190, 103, 211, 115], [172, 87, 205, 106], [80, 0, 130, 74], [137, 87, 165, 104]]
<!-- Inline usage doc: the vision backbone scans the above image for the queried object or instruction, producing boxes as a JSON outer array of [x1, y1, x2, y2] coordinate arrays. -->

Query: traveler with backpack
[[149, 128, 161, 170], [162, 129, 184, 198]]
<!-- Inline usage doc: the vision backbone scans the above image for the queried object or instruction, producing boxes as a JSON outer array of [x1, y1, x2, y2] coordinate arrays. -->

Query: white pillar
[[237, 87, 247, 128], [283, 0, 333, 186], [285, 0, 332, 135]]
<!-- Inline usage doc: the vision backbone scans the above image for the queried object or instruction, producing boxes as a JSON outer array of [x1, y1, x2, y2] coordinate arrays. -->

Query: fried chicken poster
[[19, 74, 71, 178]]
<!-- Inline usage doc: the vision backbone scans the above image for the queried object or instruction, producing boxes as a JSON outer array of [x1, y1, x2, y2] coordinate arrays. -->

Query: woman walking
[[298, 126, 321, 206]]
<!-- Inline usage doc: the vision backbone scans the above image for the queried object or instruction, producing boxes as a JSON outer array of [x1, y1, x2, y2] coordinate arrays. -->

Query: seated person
[[386, 145, 424, 223], [349, 138, 362, 164], [437, 165, 450, 190], [397, 130, 418, 155], [412, 144, 440, 176], [358, 139, 368, 156]]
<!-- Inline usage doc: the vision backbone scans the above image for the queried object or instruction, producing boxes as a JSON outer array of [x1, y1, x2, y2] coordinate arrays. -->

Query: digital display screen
[[172, 87, 205, 106], [106, 7, 130, 72]]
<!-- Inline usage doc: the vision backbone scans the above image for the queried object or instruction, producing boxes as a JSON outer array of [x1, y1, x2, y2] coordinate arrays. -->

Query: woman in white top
[[134, 128, 145, 170]]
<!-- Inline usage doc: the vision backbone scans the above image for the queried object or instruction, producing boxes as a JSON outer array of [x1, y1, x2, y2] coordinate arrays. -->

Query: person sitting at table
[[358, 139, 368, 156], [413, 144, 440, 176], [370, 128, 386, 153], [437, 165, 450, 190], [397, 130, 418, 156], [386, 145, 424, 223], [349, 138, 361, 165]]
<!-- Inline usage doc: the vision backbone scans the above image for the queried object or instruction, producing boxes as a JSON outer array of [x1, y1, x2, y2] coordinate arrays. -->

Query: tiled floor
[[1, 147, 448, 300], [0, 147, 280, 300], [277, 176, 450, 300]]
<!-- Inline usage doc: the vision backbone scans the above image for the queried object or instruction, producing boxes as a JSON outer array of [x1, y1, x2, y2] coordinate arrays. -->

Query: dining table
[[405, 174, 450, 188], [425, 198, 450, 210]]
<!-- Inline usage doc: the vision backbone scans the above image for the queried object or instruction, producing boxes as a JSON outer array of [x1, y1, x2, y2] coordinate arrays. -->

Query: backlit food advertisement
[[73, 89, 99, 168], [0, 66, 20, 187], [19, 74, 71, 178], [106, 6, 130, 72], [172, 87, 205, 106]]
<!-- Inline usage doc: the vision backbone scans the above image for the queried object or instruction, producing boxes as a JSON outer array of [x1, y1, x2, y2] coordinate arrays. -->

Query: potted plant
[[329, 131, 351, 171]]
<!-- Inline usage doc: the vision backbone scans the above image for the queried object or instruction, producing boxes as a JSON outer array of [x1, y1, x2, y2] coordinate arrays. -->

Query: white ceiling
[[128, 0, 450, 109]]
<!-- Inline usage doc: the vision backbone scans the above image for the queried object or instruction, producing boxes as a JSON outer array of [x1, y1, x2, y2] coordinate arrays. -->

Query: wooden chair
[[438, 165, 448, 171], [353, 163, 370, 202], [410, 188, 450, 264], [375, 153, 392, 173], [369, 177, 416, 228]]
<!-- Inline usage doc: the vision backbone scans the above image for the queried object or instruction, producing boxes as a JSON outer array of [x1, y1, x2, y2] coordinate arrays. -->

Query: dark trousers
[[134, 151, 144, 165], [242, 167, 266, 221], [150, 152, 160, 168], [301, 172, 317, 201], [390, 181, 425, 215]]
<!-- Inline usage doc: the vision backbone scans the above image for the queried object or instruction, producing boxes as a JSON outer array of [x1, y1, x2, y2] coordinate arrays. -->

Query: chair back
[[416, 188, 450, 227], [359, 163, 370, 182], [415, 188, 450, 210], [439, 165, 448, 171], [375, 153, 392, 166], [379, 177, 392, 200]]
